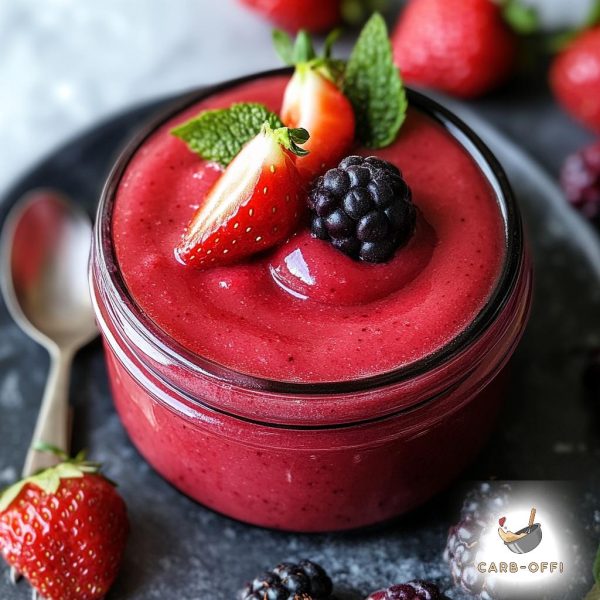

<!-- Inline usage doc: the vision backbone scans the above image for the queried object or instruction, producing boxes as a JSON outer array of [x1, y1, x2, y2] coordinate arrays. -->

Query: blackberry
[[308, 155, 416, 262], [240, 559, 333, 600], [444, 483, 512, 599], [366, 581, 447, 600], [560, 141, 600, 226]]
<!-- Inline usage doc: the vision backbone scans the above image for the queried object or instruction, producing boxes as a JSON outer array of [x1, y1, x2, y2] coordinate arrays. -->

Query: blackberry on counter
[[240, 559, 333, 600], [308, 155, 416, 263], [367, 581, 448, 599], [444, 483, 512, 599], [560, 141, 600, 226]]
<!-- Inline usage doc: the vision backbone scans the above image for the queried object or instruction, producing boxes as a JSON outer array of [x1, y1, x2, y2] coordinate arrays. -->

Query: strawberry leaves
[[273, 28, 345, 86], [273, 29, 317, 65], [0, 445, 103, 512], [172, 102, 283, 167], [271, 125, 310, 156]]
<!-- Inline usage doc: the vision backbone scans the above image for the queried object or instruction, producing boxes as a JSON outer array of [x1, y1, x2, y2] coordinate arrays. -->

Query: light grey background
[[0, 0, 597, 194]]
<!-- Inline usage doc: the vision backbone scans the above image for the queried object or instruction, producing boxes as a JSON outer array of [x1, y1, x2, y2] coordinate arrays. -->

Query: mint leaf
[[343, 12, 407, 148], [171, 103, 283, 166], [502, 0, 539, 35]]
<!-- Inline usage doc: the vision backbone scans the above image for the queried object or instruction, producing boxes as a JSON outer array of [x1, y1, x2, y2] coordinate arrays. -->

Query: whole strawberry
[[0, 450, 128, 600], [275, 29, 355, 180], [392, 0, 517, 98], [238, 0, 342, 33], [550, 27, 600, 132]]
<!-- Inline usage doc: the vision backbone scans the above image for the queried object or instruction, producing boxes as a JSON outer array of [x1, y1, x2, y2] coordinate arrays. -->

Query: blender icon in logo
[[497, 507, 542, 554]]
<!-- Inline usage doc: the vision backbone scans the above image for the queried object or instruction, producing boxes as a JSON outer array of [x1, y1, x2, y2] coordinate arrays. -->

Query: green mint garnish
[[343, 12, 407, 148], [171, 102, 283, 167]]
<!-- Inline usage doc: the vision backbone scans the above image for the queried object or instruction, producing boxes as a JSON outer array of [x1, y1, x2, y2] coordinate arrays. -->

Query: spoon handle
[[22, 350, 72, 476]]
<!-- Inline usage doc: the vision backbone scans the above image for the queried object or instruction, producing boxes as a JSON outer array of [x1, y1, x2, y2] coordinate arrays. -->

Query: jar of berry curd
[[90, 71, 532, 532]]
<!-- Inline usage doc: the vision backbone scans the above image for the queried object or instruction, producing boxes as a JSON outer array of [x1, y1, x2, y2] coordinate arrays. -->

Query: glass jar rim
[[94, 68, 524, 396]]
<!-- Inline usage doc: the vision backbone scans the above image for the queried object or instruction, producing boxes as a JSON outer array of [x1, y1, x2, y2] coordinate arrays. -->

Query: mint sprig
[[171, 102, 283, 167], [343, 12, 407, 148]]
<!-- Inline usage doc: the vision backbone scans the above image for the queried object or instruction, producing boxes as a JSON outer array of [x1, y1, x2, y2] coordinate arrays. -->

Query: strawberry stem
[[272, 28, 345, 86], [262, 122, 310, 157], [33, 441, 70, 461]]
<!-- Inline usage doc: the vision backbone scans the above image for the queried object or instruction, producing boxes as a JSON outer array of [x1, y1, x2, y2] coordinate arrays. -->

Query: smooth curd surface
[[113, 75, 505, 382]]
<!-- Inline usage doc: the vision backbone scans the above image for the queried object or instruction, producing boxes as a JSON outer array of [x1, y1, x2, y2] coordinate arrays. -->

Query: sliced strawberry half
[[176, 124, 308, 269], [275, 30, 355, 180], [282, 67, 355, 180]]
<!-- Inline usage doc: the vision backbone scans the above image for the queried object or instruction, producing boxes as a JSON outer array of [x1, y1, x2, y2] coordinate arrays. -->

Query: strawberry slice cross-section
[[176, 123, 309, 269]]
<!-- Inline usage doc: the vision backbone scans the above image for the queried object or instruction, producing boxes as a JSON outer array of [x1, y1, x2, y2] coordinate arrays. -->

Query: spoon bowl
[[2, 190, 97, 352]]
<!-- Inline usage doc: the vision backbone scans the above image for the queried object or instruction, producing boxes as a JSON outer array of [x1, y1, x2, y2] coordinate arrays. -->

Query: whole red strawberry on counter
[[550, 27, 600, 132], [0, 447, 128, 600], [238, 0, 342, 32], [392, 0, 518, 98]]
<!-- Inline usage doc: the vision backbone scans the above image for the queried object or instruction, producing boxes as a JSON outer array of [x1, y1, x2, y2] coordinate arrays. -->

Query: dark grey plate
[[0, 93, 598, 600]]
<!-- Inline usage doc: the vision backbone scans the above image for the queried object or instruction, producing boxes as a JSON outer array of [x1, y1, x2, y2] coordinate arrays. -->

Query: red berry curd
[[90, 72, 532, 531]]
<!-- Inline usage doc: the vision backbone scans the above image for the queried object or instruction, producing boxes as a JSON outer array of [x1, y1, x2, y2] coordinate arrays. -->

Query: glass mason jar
[[90, 72, 532, 532]]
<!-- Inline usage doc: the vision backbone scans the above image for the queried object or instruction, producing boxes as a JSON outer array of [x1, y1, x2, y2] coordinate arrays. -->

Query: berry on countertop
[[275, 29, 355, 179], [444, 483, 512, 599], [238, 0, 342, 33], [240, 559, 333, 600], [560, 140, 600, 225], [308, 155, 416, 263], [367, 581, 447, 600], [176, 122, 308, 269], [550, 27, 600, 132], [0, 447, 128, 600], [391, 0, 517, 98]]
